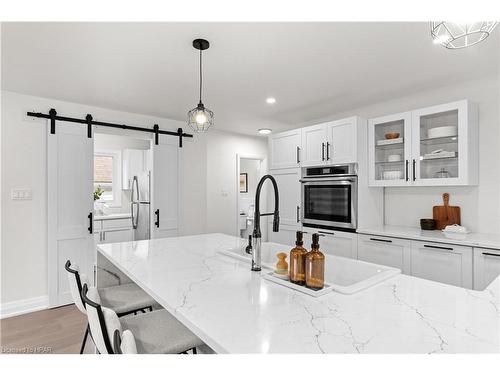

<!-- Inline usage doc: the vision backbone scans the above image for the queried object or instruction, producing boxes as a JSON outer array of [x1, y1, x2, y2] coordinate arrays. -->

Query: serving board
[[433, 193, 461, 230]]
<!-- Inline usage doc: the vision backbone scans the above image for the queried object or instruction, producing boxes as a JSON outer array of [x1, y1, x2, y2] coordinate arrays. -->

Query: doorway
[[236, 155, 267, 241]]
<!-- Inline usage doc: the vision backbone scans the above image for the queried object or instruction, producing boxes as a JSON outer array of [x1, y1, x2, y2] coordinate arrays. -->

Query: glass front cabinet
[[368, 100, 478, 187]]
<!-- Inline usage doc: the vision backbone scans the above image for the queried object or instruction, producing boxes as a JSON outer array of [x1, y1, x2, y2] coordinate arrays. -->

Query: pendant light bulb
[[195, 111, 207, 125]]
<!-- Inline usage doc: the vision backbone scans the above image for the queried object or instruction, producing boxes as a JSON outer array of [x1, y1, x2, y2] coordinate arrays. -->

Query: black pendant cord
[[199, 49, 203, 104], [26, 109, 193, 148]]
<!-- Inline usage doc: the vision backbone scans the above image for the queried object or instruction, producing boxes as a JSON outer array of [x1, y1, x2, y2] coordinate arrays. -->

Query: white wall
[[239, 158, 261, 213], [299, 76, 500, 233], [205, 130, 268, 236], [0, 91, 208, 305]]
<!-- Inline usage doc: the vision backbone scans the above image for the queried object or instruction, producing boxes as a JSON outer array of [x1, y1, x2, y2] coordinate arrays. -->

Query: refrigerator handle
[[131, 202, 139, 229]]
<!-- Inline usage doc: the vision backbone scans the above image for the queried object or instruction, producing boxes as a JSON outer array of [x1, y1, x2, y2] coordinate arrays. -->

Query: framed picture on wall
[[240, 173, 248, 193]]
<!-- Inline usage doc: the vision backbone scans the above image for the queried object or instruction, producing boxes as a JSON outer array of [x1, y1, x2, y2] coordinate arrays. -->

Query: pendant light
[[188, 39, 214, 133], [431, 22, 498, 49]]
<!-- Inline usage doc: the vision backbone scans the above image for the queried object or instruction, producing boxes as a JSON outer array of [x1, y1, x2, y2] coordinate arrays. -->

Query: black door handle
[[296, 146, 300, 163], [483, 252, 500, 257], [405, 160, 409, 181], [326, 142, 330, 160], [370, 237, 392, 243], [88, 212, 93, 234], [154, 209, 160, 228], [412, 159, 416, 181], [296, 206, 300, 223], [321, 143, 325, 161], [423, 244, 453, 251]]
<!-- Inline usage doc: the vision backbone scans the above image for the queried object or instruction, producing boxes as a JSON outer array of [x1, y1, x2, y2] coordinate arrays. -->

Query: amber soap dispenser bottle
[[305, 233, 325, 290], [289, 231, 308, 285]]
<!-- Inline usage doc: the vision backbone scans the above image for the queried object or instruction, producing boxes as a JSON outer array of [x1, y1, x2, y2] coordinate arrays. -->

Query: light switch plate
[[11, 188, 33, 200]]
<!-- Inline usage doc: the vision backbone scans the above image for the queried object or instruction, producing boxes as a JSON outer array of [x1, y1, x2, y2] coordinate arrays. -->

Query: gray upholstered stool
[[65, 260, 156, 353], [81, 284, 203, 354]]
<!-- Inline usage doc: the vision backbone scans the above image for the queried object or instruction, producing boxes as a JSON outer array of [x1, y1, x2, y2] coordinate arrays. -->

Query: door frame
[[235, 154, 267, 239]]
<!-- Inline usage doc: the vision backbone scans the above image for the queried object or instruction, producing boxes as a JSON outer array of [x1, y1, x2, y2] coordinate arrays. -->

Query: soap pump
[[305, 233, 325, 290], [289, 231, 308, 285]]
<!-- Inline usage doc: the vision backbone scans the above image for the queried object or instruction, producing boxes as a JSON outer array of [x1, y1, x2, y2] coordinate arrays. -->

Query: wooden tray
[[262, 271, 334, 297]]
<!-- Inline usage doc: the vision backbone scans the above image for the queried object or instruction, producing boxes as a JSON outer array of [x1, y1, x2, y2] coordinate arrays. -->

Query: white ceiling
[[2, 22, 498, 135]]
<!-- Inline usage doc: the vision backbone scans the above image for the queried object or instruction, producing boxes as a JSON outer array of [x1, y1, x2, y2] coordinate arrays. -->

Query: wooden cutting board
[[433, 193, 461, 230]]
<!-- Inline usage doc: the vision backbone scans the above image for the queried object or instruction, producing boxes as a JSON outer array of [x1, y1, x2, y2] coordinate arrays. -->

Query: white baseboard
[[0, 295, 49, 319]]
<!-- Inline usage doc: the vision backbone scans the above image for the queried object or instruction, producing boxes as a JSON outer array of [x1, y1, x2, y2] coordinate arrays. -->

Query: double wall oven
[[301, 164, 357, 231]]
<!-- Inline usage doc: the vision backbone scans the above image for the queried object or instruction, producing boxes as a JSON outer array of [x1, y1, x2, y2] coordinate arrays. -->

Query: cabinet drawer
[[473, 248, 500, 290], [410, 241, 472, 288], [101, 218, 132, 230], [357, 234, 411, 273]]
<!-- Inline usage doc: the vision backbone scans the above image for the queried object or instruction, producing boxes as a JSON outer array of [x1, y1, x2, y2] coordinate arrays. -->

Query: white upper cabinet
[[301, 124, 327, 166], [300, 117, 358, 167], [368, 100, 478, 186], [269, 129, 301, 169], [326, 117, 358, 164], [368, 112, 412, 186]]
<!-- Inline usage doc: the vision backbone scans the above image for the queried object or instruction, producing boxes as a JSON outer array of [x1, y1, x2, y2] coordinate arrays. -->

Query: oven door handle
[[300, 178, 357, 184]]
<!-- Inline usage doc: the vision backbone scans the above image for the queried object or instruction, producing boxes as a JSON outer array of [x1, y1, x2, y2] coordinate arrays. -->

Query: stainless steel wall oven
[[301, 164, 357, 231]]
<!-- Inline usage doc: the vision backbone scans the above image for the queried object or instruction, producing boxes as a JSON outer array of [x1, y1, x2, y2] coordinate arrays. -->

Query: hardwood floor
[[0, 304, 94, 354]]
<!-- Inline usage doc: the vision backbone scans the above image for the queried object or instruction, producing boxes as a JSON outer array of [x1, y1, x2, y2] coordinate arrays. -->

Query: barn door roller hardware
[[27, 108, 193, 147]]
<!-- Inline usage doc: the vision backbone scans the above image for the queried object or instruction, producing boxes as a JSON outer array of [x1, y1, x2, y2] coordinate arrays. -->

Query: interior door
[[48, 120, 94, 307], [151, 135, 179, 238]]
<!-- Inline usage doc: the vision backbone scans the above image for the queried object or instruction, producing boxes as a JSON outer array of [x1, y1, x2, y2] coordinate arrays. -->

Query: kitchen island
[[97, 233, 500, 353]]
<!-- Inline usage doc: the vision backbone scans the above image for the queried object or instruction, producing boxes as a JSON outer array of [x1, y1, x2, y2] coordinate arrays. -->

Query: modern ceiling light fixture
[[188, 38, 214, 133], [258, 128, 272, 135], [266, 97, 276, 104], [430, 21, 498, 49]]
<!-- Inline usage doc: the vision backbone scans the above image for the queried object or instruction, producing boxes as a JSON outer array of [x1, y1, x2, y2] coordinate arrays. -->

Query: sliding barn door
[[151, 135, 179, 238], [48, 121, 94, 307]]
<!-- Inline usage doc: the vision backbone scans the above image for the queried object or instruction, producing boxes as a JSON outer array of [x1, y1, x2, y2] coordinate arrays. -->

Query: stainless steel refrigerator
[[130, 172, 151, 241]]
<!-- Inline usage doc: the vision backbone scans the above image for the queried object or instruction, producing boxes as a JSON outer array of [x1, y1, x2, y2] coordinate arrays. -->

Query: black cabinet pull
[[296, 146, 300, 163], [88, 212, 93, 234], [318, 230, 334, 236], [405, 160, 409, 181], [296, 206, 300, 223], [412, 159, 416, 181], [370, 237, 392, 243], [423, 244, 453, 251], [326, 142, 330, 160], [482, 252, 500, 258], [154, 209, 160, 228]]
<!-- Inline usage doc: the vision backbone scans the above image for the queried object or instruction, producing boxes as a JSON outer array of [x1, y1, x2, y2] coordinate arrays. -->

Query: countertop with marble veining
[[97, 233, 500, 353]]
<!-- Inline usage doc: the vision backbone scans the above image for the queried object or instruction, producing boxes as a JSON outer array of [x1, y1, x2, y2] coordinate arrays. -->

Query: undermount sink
[[218, 241, 401, 295]]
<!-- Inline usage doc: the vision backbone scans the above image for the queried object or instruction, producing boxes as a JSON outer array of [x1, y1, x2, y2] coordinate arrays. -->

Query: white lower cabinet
[[410, 241, 472, 288], [357, 234, 411, 274], [473, 248, 500, 290], [303, 229, 358, 258]]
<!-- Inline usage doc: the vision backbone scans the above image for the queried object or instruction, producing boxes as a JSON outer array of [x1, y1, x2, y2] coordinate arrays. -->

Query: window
[[94, 151, 122, 206]]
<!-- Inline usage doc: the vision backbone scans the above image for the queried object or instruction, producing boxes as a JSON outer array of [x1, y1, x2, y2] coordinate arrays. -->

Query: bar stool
[[81, 284, 203, 354], [65, 260, 155, 353]]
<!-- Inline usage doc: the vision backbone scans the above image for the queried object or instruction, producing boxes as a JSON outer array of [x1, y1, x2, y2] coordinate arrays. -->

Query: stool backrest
[[65, 260, 88, 314], [81, 283, 117, 354], [113, 329, 138, 354]]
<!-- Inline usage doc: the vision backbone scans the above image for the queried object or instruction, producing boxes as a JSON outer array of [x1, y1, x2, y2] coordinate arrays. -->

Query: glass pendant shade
[[188, 102, 214, 133], [431, 21, 498, 49]]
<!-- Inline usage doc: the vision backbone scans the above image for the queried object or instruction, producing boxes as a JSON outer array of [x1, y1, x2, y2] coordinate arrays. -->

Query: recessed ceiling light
[[266, 97, 276, 104], [258, 128, 272, 135]]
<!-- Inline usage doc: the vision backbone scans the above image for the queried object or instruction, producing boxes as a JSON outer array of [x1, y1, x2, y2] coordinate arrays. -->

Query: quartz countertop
[[357, 225, 500, 250], [97, 233, 499, 353]]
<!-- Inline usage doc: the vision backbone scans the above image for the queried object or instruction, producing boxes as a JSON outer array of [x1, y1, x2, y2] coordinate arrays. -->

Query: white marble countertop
[[97, 233, 500, 353], [358, 225, 500, 250]]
